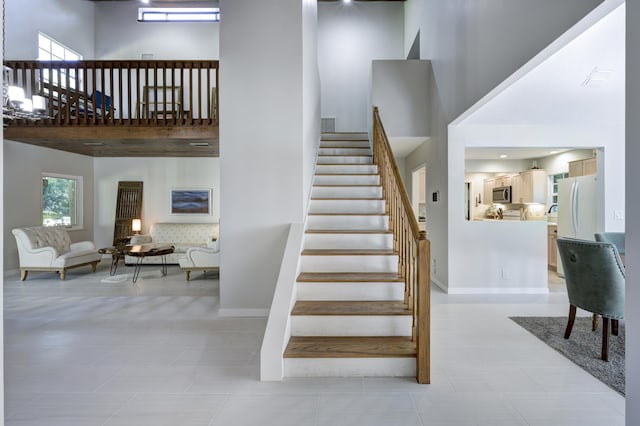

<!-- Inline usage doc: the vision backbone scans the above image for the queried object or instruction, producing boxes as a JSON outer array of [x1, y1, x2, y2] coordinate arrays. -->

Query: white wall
[[94, 1, 219, 60], [318, 1, 404, 132], [371, 60, 430, 138], [93, 157, 220, 250], [404, 0, 605, 290], [219, 0, 317, 316], [403, 0, 422, 58], [303, 0, 321, 213], [3, 141, 95, 273], [5, 0, 95, 59], [448, 123, 623, 292], [627, 1, 640, 423]]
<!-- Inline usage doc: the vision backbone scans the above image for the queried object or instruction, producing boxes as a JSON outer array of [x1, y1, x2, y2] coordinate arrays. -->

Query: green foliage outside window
[[42, 176, 77, 227]]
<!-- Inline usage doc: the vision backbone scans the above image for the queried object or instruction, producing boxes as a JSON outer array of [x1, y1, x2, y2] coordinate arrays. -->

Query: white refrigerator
[[556, 175, 603, 276]]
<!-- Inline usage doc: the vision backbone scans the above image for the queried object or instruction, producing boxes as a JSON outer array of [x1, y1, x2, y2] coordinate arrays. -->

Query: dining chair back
[[556, 237, 625, 361]]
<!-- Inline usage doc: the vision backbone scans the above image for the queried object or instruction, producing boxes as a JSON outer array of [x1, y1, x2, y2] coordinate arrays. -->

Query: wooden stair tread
[[292, 300, 411, 316], [284, 336, 415, 358], [319, 146, 370, 149], [312, 184, 380, 187], [310, 197, 382, 201], [297, 272, 403, 282], [314, 173, 378, 176], [301, 249, 395, 256], [318, 154, 372, 157], [304, 230, 392, 234], [307, 212, 387, 216]]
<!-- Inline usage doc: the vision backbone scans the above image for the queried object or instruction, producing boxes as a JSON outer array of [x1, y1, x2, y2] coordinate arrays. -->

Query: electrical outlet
[[501, 268, 510, 280], [614, 210, 625, 220]]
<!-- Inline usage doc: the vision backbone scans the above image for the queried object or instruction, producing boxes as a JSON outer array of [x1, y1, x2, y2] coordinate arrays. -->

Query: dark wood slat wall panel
[[113, 181, 143, 246]]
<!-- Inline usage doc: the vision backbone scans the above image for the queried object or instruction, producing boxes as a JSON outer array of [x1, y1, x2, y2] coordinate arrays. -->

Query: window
[[42, 173, 83, 229], [138, 7, 220, 22], [550, 172, 569, 205], [38, 33, 83, 89]]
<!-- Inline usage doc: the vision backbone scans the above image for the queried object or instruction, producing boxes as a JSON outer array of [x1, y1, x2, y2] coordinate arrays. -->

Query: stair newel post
[[416, 230, 431, 384]]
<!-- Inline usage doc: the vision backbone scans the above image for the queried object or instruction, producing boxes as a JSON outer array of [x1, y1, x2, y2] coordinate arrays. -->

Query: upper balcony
[[3, 60, 219, 157]]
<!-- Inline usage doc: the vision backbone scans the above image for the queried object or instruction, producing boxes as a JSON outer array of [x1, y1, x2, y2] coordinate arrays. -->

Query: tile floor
[[3, 264, 625, 425]]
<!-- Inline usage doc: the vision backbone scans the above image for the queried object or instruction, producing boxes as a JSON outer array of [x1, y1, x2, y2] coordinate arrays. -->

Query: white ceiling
[[463, 3, 625, 128], [389, 136, 429, 158], [465, 147, 570, 161]]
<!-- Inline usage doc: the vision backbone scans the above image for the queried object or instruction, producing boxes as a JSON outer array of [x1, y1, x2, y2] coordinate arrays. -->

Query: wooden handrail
[[4, 60, 218, 128], [372, 106, 430, 384]]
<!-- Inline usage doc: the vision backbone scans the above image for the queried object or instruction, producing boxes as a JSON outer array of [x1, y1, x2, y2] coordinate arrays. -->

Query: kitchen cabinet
[[483, 179, 495, 205], [569, 157, 597, 177], [547, 224, 558, 270], [513, 169, 547, 204], [494, 176, 512, 187]]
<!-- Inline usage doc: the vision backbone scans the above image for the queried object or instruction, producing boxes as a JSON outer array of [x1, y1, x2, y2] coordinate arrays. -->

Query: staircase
[[283, 132, 418, 378]]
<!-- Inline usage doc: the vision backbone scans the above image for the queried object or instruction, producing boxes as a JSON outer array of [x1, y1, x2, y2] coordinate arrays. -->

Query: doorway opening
[[411, 165, 426, 231]]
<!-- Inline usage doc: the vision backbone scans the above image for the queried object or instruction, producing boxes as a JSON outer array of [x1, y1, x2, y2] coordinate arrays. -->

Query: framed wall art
[[170, 188, 212, 215]]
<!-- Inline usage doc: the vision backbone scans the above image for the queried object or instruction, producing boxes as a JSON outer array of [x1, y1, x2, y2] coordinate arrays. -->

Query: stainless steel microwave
[[492, 186, 512, 203]]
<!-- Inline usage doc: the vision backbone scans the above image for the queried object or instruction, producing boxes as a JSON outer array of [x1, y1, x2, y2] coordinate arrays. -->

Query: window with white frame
[[138, 7, 220, 22], [550, 172, 569, 205], [38, 33, 83, 89], [42, 173, 83, 229]]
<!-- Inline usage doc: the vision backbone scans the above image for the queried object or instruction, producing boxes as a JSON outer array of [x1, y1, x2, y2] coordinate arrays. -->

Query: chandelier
[[3, 65, 49, 125]]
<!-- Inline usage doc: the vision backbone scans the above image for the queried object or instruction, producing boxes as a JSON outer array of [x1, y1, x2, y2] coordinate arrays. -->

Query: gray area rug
[[510, 316, 625, 395]]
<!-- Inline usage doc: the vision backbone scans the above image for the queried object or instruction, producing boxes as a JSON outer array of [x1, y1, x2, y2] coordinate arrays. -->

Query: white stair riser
[[318, 148, 371, 156], [316, 164, 378, 175], [300, 255, 398, 273], [306, 215, 389, 231], [303, 233, 392, 250], [291, 315, 412, 336], [309, 199, 385, 214], [296, 282, 404, 301], [320, 141, 371, 149], [285, 358, 415, 378], [313, 175, 380, 186], [311, 186, 382, 199], [317, 156, 372, 165], [321, 133, 368, 141]]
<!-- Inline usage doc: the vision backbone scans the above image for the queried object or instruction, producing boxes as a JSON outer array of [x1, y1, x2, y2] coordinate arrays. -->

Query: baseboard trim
[[431, 277, 447, 293], [218, 308, 269, 318], [446, 287, 550, 295]]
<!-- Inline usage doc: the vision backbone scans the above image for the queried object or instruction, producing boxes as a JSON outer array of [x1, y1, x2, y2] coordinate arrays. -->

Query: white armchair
[[178, 240, 220, 280], [12, 226, 102, 281]]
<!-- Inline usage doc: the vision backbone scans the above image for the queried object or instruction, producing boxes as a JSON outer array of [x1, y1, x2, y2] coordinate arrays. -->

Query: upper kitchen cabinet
[[483, 178, 495, 205], [568, 157, 597, 177], [495, 176, 512, 187], [513, 169, 547, 204]]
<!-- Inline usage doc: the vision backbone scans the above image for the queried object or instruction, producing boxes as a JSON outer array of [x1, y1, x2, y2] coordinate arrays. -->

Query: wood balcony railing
[[373, 106, 431, 384], [3, 60, 218, 128]]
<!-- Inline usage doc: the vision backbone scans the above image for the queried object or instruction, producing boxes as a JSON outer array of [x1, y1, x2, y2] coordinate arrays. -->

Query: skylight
[[138, 8, 220, 23]]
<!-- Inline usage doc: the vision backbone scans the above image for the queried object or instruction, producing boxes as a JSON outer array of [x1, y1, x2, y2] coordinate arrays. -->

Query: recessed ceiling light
[[499, 154, 507, 158], [140, 0, 150, 4], [549, 150, 559, 154]]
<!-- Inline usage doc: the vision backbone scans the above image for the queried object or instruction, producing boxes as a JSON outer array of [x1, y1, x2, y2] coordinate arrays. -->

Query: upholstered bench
[[126, 222, 218, 265], [12, 226, 102, 281]]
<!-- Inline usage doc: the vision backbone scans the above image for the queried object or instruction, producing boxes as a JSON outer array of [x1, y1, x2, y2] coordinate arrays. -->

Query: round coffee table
[[124, 245, 175, 283]]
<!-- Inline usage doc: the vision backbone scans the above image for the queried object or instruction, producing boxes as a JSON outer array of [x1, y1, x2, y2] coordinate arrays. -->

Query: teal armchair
[[556, 238, 625, 361], [594, 232, 625, 255]]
